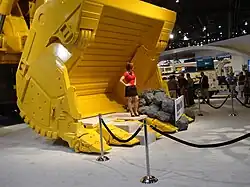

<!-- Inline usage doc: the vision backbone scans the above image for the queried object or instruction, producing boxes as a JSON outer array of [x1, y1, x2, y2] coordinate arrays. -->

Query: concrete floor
[[0, 99, 250, 187]]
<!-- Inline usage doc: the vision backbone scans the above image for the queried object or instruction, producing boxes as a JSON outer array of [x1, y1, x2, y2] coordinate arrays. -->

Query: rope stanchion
[[205, 95, 230, 109], [150, 125, 250, 148], [101, 118, 143, 143], [140, 118, 158, 184], [96, 114, 109, 162], [197, 90, 203, 116], [235, 97, 250, 108], [101, 116, 157, 184]]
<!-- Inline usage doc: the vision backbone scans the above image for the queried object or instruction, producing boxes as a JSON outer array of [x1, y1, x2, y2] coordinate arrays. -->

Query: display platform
[[80, 113, 156, 145]]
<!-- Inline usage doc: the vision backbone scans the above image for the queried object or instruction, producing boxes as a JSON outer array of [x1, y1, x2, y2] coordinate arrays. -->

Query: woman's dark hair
[[126, 63, 134, 71]]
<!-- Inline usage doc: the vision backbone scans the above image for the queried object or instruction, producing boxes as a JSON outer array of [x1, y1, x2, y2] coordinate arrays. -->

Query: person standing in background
[[243, 72, 250, 104], [178, 73, 188, 106], [200, 72, 209, 104], [227, 72, 237, 95], [167, 75, 178, 98], [186, 73, 195, 106], [238, 72, 245, 98]]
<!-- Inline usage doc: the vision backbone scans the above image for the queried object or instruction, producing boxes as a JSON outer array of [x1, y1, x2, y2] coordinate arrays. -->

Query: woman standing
[[120, 63, 139, 117]]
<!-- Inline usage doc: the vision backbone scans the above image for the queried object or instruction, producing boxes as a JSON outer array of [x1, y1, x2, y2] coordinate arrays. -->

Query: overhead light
[[170, 34, 174, 39], [218, 25, 222, 28], [207, 33, 210, 36], [178, 30, 181, 34], [176, 0, 179, 3], [183, 36, 189, 41], [220, 32, 222, 35], [203, 26, 206, 31], [245, 21, 248, 26], [243, 30, 247, 34]]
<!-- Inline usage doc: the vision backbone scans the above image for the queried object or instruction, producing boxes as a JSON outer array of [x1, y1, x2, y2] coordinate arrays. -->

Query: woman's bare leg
[[127, 97, 135, 116], [133, 96, 139, 115]]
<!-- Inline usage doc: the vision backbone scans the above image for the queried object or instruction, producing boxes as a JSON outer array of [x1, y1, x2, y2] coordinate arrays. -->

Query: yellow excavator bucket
[[16, 0, 176, 153], [96, 123, 140, 146]]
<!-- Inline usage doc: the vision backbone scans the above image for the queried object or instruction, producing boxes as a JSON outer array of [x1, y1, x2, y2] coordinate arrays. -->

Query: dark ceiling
[[18, 0, 250, 50], [143, 0, 250, 49]]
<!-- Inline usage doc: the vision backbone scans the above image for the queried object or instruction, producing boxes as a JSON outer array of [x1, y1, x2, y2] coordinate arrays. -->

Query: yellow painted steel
[[147, 125, 162, 139], [96, 123, 140, 146], [0, 0, 15, 15], [146, 118, 178, 133], [0, 1, 29, 63], [16, 0, 176, 153], [182, 114, 194, 123]]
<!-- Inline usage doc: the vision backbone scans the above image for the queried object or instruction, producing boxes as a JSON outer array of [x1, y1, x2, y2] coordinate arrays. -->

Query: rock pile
[[138, 89, 190, 131]]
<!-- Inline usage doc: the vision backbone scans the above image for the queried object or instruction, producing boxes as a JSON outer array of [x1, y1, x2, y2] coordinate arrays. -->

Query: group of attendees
[[167, 72, 210, 107], [228, 71, 250, 104], [166, 70, 250, 107]]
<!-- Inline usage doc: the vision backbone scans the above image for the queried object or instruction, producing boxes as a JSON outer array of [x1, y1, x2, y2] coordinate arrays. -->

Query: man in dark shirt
[[238, 72, 245, 98], [178, 73, 188, 106], [167, 75, 178, 98], [200, 72, 209, 103], [187, 73, 195, 106]]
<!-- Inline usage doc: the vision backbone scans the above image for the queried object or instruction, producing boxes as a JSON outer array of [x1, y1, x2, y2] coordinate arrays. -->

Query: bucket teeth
[[70, 129, 111, 153], [20, 113, 111, 153]]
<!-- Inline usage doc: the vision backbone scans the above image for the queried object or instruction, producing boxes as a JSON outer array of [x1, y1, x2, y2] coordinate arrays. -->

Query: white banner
[[175, 95, 185, 122]]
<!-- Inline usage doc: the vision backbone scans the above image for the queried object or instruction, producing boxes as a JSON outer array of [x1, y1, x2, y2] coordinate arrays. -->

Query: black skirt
[[125, 85, 138, 97]]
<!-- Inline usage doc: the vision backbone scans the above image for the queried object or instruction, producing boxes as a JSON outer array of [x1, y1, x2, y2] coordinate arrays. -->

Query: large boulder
[[153, 89, 165, 94], [146, 104, 160, 118], [139, 98, 147, 107], [152, 91, 166, 106], [176, 116, 189, 131], [138, 106, 150, 114], [156, 111, 171, 122], [142, 92, 154, 105], [162, 97, 174, 114]]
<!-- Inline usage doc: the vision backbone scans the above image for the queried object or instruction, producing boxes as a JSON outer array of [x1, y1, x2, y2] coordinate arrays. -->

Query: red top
[[124, 71, 136, 86]]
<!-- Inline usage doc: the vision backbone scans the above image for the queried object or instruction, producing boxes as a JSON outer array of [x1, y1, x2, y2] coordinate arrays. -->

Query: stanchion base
[[229, 113, 237, 116], [140, 175, 158, 184], [197, 113, 203, 116], [96, 156, 109, 162]]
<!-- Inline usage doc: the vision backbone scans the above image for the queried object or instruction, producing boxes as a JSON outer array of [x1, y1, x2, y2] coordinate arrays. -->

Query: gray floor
[[0, 98, 250, 187]]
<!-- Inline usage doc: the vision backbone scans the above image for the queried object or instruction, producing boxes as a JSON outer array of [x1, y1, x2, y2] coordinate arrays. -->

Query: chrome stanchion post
[[197, 89, 203, 116], [96, 114, 109, 161], [140, 118, 158, 184], [229, 87, 237, 116]]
